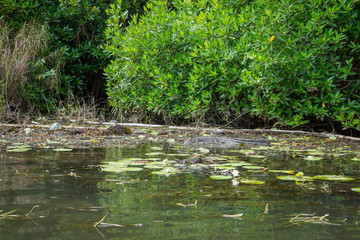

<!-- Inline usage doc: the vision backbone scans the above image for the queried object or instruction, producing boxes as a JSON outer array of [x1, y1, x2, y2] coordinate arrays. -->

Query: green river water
[[1, 141, 360, 239]]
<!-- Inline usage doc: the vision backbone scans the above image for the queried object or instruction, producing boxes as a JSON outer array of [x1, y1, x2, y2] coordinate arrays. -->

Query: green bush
[[0, 21, 61, 113], [105, 0, 360, 129], [1, 0, 149, 113]]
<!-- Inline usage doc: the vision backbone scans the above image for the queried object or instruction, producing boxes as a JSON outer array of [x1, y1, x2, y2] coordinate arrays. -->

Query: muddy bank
[[1, 122, 360, 151]]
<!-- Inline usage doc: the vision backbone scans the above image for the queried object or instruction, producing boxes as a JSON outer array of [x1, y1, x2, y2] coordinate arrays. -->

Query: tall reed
[[0, 21, 60, 116]]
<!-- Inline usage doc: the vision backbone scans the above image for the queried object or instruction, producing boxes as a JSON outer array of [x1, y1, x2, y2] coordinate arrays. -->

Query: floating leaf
[[151, 168, 178, 175], [128, 162, 145, 166], [277, 175, 314, 182], [123, 158, 143, 161], [242, 165, 265, 170], [122, 167, 143, 172], [229, 162, 252, 167], [11, 143, 25, 146], [47, 140, 61, 144], [166, 138, 176, 143], [313, 175, 355, 181], [211, 156, 231, 161], [53, 148, 73, 152], [145, 158, 162, 161], [145, 152, 164, 156], [7, 144, 31, 149], [143, 165, 163, 169], [268, 170, 295, 174], [6, 148, 31, 152], [304, 156, 323, 161], [351, 187, 360, 192], [247, 155, 266, 158], [209, 175, 233, 180], [240, 179, 265, 185], [197, 148, 210, 154], [165, 153, 190, 157], [150, 146, 163, 150], [238, 150, 255, 154]]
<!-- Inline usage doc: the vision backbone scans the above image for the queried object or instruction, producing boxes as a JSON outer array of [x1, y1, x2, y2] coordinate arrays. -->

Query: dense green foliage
[[0, 21, 61, 113], [0, 0, 147, 113], [1, 0, 360, 131], [105, 0, 360, 129]]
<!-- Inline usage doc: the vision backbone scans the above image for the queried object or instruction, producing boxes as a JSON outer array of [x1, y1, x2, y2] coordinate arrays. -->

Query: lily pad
[[47, 140, 62, 144], [145, 158, 162, 161], [6, 148, 31, 152], [269, 170, 295, 174], [122, 167, 144, 172], [210, 157, 230, 161], [351, 187, 360, 192], [145, 152, 164, 156], [53, 148, 73, 152], [313, 175, 355, 181], [197, 148, 210, 154], [276, 175, 314, 182], [247, 155, 266, 158], [240, 179, 265, 185], [10, 143, 25, 146], [143, 165, 163, 169], [123, 158, 144, 161], [164, 153, 190, 157], [166, 138, 176, 143], [304, 156, 323, 161], [128, 162, 145, 166], [229, 162, 252, 167], [242, 165, 265, 170], [209, 175, 233, 180], [150, 146, 163, 151], [216, 166, 236, 170], [151, 168, 178, 175], [7, 145, 32, 149]]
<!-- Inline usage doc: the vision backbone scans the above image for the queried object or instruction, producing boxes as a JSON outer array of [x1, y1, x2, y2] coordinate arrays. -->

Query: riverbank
[[1, 122, 360, 152]]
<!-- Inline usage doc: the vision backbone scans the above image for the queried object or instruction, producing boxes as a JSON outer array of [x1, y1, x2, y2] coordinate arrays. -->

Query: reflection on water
[[0, 143, 360, 239]]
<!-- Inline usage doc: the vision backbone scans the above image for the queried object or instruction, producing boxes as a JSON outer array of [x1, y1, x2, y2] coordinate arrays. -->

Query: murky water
[[1, 142, 360, 239]]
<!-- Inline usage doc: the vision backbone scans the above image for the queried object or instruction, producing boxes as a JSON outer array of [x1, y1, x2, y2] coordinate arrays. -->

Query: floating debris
[[288, 213, 340, 226], [222, 213, 243, 219]]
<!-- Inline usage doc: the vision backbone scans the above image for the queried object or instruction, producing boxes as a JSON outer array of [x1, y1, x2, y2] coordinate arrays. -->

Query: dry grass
[[57, 95, 102, 122], [0, 22, 46, 102], [0, 21, 61, 121]]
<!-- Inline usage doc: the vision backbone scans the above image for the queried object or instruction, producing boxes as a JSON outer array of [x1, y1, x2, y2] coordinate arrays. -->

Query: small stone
[[24, 128, 32, 136], [50, 123, 62, 130]]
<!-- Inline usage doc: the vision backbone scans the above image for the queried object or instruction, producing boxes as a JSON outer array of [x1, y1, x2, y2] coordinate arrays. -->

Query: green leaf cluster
[[0, 0, 148, 112], [105, 0, 360, 129]]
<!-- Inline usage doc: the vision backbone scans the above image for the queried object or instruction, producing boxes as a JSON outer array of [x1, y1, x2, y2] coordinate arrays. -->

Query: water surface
[[1, 142, 360, 239]]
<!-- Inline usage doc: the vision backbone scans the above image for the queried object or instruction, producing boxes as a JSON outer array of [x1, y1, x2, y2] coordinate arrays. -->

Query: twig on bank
[[1, 122, 360, 142]]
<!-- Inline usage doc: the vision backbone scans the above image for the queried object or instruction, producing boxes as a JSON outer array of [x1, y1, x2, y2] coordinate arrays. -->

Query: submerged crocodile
[[184, 136, 270, 148]]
